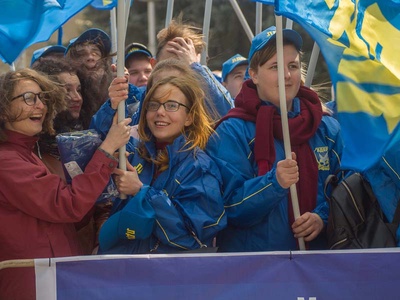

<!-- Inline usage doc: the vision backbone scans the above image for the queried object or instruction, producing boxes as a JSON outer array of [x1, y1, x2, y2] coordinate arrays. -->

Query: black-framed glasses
[[146, 100, 190, 112], [11, 92, 46, 106]]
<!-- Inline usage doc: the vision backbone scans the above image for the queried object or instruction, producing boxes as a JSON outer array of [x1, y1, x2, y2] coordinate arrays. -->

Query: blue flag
[[0, 0, 46, 64], [91, 0, 117, 10], [267, 0, 400, 171], [0, 0, 92, 64]]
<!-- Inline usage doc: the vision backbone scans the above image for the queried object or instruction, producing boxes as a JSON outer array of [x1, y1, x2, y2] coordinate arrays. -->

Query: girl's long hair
[[137, 75, 214, 172]]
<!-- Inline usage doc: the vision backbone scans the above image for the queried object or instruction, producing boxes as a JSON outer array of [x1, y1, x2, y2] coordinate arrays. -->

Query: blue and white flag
[[254, 0, 400, 171]]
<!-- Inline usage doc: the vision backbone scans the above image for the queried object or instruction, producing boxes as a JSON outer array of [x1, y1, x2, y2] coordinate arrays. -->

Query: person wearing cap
[[30, 45, 67, 68], [65, 28, 114, 112], [206, 26, 344, 252], [98, 66, 226, 254], [221, 53, 248, 99], [65, 28, 111, 70], [125, 42, 154, 87]]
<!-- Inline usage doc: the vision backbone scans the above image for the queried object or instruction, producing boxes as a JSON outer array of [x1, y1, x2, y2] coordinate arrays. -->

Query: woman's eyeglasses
[[11, 92, 46, 106], [146, 100, 190, 112]]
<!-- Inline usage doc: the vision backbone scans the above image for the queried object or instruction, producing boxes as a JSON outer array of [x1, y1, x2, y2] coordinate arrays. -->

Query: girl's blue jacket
[[101, 135, 227, 254], [206, 102, 343, 252]]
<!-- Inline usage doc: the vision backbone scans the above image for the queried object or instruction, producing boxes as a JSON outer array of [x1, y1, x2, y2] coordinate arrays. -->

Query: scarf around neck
[[218, 80, 323, 225]]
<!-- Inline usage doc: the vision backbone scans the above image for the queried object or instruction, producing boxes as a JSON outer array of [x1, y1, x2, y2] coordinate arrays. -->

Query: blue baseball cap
[[30, 45, 66, 66], [221, 54, 249, 82], [98, 186, 155, 251], [248, 26, 303, 62], [125, 43, 153, 61], [65, 28, 111, 56]]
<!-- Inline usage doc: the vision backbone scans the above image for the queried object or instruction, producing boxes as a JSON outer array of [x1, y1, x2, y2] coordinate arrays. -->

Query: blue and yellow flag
[[91, 0, 118, 10], [269, 0, 400, 171]]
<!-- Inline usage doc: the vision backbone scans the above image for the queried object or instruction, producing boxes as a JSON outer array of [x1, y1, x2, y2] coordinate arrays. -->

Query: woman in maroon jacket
[[0, 68, 131, 299]]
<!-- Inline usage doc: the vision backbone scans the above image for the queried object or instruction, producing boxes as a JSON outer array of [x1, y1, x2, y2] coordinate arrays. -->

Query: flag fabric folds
[[91, 0, 118, 10], [0, 0, 92, 64], [255, 0, 400, 171]]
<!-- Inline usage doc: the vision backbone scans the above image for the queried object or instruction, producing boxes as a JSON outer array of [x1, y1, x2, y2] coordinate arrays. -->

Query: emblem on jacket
[[135, 163, 143, 174], [314, 146, 329, 171]]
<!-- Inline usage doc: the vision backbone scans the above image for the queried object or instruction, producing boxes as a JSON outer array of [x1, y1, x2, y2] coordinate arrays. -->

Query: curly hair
[[0, 68, 66, 142]]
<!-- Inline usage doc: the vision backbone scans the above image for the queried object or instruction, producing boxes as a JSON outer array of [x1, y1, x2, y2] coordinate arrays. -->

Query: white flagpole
[[305, 42, 320, 87], [275, 15, 306, 250], [110, 8, 117, 64], [117, 0, 127, 199], [255, 2, 262, 35], [229, 0, 254, 42], [165, 0, 174, 27]]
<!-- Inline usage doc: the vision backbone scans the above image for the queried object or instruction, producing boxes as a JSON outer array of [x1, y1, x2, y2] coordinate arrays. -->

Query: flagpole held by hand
[[117, 0, 127, 199], [275, 15, 306, 250]]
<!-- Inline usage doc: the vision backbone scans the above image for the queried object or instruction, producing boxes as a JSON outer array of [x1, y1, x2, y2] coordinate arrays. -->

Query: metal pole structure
[[117, 0, 127, 199], [285, 18, 293, 29], [200, 0, 212, 65], [125, 0, 131, 36], [275, 15, 306, 251], [255, 2, 263, 35], [147, 0, 156, 55], [165, 0, 174, 27], [229, 0, 254, 42], [110, 8, 117, 63], [305, 43, 320, 87]]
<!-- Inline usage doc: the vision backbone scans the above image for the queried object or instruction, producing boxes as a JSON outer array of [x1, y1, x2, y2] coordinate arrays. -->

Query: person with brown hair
[[0, 68, 131, 299], [206, 26, 343, 252], [98, 71, 226, 254]]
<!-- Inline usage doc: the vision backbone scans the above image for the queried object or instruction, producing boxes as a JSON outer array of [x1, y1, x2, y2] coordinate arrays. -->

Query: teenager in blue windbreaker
[[98, 71, 226, 254], [206, 26, 343, 252]]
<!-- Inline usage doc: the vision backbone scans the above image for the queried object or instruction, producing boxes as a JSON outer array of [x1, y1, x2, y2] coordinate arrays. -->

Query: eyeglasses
[[146, 100, 190, 112], [11, 92, 46, 106]]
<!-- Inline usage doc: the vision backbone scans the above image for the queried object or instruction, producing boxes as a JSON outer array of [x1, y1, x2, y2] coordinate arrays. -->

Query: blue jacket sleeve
[[206, 120, 287, 228], [146, 154, 227, 250], [191, 62, 234, 118], [89, 84, 145, 138]]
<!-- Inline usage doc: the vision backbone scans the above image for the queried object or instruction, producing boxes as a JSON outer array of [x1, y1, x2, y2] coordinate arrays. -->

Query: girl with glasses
[[0, 68, 131, 299], [98, 70, 226, 254]]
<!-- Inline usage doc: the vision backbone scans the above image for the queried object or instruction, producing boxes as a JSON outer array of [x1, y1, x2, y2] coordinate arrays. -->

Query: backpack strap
[[392, 200, 400, 225]]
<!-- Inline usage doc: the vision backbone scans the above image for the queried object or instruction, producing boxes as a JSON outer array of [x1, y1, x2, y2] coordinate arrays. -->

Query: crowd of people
[[0, 17, 397, 299]]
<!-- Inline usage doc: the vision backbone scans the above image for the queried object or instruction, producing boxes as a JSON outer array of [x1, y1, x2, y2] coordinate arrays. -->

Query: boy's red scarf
[[217, 80, 323, 224]]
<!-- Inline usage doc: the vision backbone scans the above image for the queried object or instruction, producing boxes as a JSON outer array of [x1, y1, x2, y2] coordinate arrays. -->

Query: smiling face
[[57, 72, 82, 119], [249, 44, 301, 111], [145, 83, 193, 144], [4, 79, 48, 136]]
